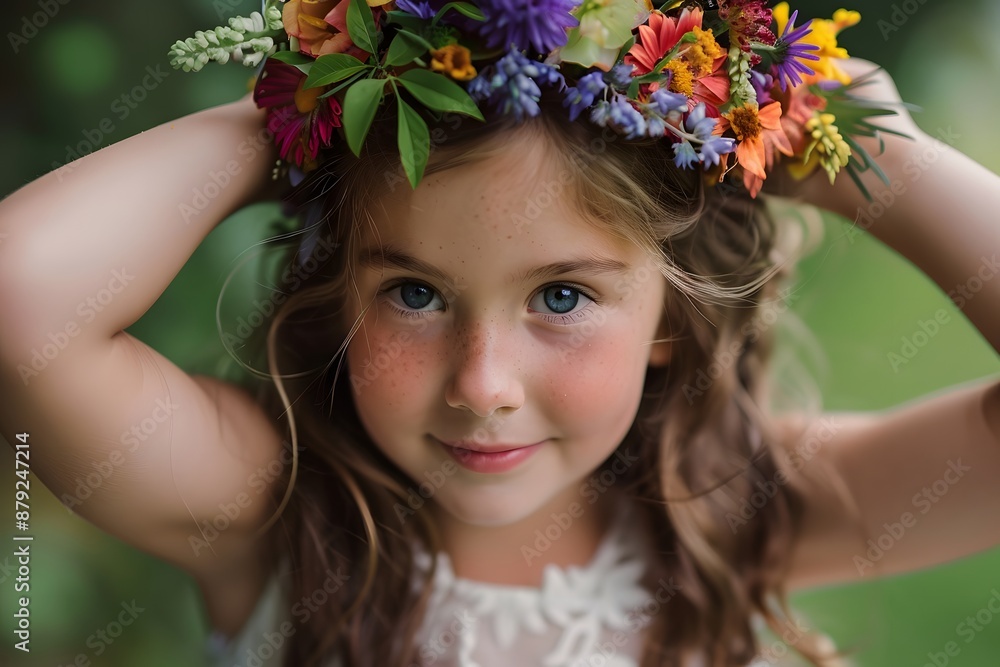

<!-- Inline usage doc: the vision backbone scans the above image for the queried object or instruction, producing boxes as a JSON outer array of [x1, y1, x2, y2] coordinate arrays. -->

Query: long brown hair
[[224, 89, 860, 666]]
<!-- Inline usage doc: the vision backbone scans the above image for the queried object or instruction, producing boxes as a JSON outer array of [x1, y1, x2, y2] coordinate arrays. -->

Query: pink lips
[[434, 437, 545, 473]]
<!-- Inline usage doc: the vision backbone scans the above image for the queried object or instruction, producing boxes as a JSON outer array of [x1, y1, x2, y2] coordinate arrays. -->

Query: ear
[[647, 314, 673, 368]]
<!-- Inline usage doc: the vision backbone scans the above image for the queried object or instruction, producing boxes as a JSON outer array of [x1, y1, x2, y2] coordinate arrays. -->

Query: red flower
[[718, 0, 775, 66], [253, 60, 343, 170], [625, 7, 704, 75]]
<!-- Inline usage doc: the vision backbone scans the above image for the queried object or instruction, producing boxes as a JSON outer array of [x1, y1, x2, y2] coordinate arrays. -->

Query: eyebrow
[[357, 243, 631, 284]]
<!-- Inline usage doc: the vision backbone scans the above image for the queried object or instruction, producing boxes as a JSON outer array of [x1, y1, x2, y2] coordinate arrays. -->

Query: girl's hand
[[777, 57, 931, 222]]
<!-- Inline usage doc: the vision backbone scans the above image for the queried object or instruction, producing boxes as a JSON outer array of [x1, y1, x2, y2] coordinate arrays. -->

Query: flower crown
[[169, 0, 906, 204]]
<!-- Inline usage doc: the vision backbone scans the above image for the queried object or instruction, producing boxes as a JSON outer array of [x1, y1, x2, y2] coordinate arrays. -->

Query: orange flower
[[718, 101, 792, 197], [283, 0, 390, 57], [430, 44, 477, 81]]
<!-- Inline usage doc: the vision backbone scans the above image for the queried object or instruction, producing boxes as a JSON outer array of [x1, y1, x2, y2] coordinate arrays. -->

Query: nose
[[444, 317, 524, 417]]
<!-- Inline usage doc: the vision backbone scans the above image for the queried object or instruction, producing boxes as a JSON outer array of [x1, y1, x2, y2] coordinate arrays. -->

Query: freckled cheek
[[346, 318, 438, 415], [540, 326, 646, 423]]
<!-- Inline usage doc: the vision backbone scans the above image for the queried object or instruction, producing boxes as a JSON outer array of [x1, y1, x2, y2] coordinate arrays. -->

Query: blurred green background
[[1, 0, 999, 665]]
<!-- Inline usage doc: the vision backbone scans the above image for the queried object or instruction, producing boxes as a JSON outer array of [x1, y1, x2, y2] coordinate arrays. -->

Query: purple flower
[[772, 10, 820, 91], [478, 0, 581, 54], [750, 70, 774, 105], [563, 71, 606, 121], [395, 0, 436, 19], [468, 49, 566, 121]]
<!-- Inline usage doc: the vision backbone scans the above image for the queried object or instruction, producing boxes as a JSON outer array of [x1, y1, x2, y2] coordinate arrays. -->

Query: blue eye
[[528, 285, 595, 322], [542, 286, 577, 313], [399, 283, 434, 309], [381, 281, 445, 318]]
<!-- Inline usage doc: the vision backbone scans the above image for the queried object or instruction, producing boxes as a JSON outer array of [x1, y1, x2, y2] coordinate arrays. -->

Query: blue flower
[[468, 50, 566, 121], [395, 0, 437, 19], [684, 103, 717, 142], [589, 100, 612, 126], [608, 95, 646, 139], [700, 136, 736, 168], [563, 71, 607, 121], [645, 114, 667, 138], [478, 0, 582, 54], [649, 89, 688, 116], [673, 141, 699, 169], [606, 63, 634, 89]]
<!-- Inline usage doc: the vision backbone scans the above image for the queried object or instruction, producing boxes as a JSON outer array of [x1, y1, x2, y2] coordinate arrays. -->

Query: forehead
[[361, 137, 650, 274]]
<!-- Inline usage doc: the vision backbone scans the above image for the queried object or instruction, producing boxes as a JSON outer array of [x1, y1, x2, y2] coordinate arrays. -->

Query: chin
[[433, 488, 545, 528]]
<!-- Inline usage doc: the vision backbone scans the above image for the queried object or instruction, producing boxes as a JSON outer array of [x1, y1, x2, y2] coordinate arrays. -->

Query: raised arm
[[773, 61, 1000, 591], [0, 95, 287, 625]]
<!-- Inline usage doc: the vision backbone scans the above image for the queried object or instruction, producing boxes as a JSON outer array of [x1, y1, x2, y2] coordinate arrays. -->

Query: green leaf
[[318, 69, 370, 97], [396, 69, 483, 119], [432, 2, 486, 24], [397, 96, 431, 189], [346, 0, 380, 56], [342, 78, 386, 156], [385, 30, 428, 67], [268, 50, 314, 67], [304, 53, 371, 88]]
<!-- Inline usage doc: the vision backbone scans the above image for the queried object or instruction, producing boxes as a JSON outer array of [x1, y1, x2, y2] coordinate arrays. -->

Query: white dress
[[206, 498, 713, 666]]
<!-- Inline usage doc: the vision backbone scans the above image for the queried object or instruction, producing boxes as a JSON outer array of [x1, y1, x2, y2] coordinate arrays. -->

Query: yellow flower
[[773, 3, 859, 85], [665, 59, 694, 96], [790, 112, 852, 183], [682, 26, 724, 78], [429, 44, 477, 81]]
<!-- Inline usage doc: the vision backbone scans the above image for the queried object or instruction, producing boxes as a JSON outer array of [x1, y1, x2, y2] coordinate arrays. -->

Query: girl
[[2, 1, 1000, 666]]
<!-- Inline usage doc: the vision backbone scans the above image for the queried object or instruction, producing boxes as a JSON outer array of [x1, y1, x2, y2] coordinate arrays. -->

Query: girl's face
[[345, 134, 672, 528]]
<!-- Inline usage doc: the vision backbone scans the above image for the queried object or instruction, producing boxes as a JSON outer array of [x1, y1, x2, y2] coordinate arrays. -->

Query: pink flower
[[253, 60, 344, 170]]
